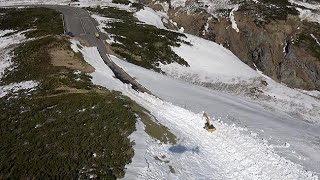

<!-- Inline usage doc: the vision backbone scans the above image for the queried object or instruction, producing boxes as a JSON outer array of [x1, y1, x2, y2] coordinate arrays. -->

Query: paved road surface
[[49, 5, 152, 94]]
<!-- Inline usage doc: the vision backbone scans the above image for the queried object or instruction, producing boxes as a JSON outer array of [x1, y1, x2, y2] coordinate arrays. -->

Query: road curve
[[48, 5, 152, 94]]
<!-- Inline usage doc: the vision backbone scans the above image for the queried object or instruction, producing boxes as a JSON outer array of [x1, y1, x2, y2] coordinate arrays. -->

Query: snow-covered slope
[[112, 54, 320, 176], [89, 10, 320, 175], [0, 30, 38, 97], [159, 33, 320, 125], [71, 39, 319, 179], [160, 34, 260, 84], [134, 7, 166, 29]]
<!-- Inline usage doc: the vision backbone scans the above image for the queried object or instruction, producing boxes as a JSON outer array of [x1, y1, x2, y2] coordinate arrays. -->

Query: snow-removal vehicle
[[202, 112, 216, 132], [95, 32, 100, 38]]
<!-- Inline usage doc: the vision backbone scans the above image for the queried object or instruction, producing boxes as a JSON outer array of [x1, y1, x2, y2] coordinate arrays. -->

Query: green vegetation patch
[[296, 22, 320, 59], [0, 36, 92, 95], [130, 102, 177, 144], [0, 33, 141, 178], [112, 0, 130, 5], [0, 7, 63, 38], [0, 92, 136, 179], [239, 0, 298, 25], [87, 7, 190, 72], [0, 7, 177, 179]]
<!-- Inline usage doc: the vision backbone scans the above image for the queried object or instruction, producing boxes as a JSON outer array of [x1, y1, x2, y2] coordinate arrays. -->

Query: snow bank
[[160, 33, 260, 84], [122, 120, 151, 179], [254, 69, 320, 125], [134, 7, 165, 29], [70, 39, 124, 91]]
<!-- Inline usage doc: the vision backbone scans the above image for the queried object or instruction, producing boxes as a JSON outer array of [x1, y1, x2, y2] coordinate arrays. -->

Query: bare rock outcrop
[[141, 0, 320, 90]]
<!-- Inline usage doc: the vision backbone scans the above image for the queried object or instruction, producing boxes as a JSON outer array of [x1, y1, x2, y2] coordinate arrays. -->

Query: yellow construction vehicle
[[202, 112, 216, 133], [95, 32, 100, 38]]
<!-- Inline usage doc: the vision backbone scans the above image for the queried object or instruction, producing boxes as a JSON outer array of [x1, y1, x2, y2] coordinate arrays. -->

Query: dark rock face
[[141, 0, 320, 90]]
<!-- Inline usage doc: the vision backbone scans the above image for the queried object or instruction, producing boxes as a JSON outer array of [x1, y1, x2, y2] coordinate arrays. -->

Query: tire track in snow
[[123, 87, 318, 180]]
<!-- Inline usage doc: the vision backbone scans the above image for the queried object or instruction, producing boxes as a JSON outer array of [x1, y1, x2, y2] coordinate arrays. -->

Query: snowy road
[[112, 57, 320, 176], [48, 5, 152, 93], [72, 39, 319, 179]]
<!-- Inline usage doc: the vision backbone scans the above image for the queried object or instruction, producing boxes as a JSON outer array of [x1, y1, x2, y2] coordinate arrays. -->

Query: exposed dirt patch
[[50, 48, 94, 73], [56, 86, 91, 93], [56, 85, 111, 94]]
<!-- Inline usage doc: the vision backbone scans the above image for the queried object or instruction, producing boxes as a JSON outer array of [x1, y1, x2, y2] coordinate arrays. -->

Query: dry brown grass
[[50, 48, 95, 73]]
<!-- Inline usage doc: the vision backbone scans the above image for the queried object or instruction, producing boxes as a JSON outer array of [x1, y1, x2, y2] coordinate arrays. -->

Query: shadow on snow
[[169, 144, 200, 154]]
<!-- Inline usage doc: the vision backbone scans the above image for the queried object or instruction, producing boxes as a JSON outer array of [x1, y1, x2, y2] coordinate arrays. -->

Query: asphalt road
[[49, 5, 152, 94]]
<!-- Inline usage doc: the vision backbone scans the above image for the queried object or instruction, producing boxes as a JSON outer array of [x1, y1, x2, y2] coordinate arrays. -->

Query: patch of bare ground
[[39, 86, 110, 99], [50, 47, 95, 73]]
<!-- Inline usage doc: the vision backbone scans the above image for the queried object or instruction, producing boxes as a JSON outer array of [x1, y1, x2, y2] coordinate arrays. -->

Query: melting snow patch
[[134, 7, 166, 29], [0, 81, 38, 98], [229, 6, 240, 33], [311, 34, 320, 46], [289, 0, 320, 10], [0, 30, 38, 98], [296, 7, 320, 24]]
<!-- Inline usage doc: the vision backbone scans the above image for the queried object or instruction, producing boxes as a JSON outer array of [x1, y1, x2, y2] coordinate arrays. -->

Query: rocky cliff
[[140, 0, 320, 90]]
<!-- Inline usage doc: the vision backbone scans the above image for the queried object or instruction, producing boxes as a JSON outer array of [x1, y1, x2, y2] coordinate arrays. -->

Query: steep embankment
[[141, 0, 320, 91]]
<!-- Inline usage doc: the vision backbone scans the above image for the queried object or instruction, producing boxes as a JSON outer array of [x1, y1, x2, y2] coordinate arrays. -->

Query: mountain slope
[[140, 0, 320, 91], [72, 38, 319, 179]]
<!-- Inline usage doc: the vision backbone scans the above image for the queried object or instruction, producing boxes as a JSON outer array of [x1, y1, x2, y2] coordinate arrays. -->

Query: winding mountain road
[[49, 5, 152, 94]]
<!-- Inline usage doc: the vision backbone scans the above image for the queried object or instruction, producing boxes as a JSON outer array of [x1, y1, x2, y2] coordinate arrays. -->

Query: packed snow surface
[[134, 7, 165, 29], [160, 33, 320, 125], [71, 39, 319, 179], [112, 56, 320, 175]]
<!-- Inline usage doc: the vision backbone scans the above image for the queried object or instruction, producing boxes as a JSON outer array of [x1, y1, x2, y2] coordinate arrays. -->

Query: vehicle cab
[[95, 32, 100, 38]]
